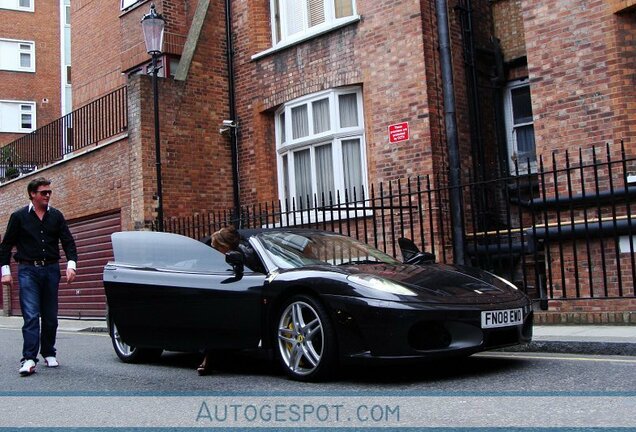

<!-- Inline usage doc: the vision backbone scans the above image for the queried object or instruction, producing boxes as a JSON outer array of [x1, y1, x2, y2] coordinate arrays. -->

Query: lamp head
[[141, 4, 165, 55]]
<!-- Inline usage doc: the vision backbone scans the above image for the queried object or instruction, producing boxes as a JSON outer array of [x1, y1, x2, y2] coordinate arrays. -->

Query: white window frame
[[120, 0, 140, 11], [0, 39, 35, 72], [269, 0, 359, 48], [0, 0, 34, 12], [275, 87, 368, 220], [503, 78, 536, 174], [0, 100, 36, 133]]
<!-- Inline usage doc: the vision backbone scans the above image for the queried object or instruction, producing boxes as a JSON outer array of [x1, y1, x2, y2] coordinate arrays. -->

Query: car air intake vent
[[408, 321, 452, 350], [486, 327, 519, 348]]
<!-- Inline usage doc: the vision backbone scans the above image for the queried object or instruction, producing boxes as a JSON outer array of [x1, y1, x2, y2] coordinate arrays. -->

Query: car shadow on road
[[338, 355, 529, 384], [152, 350, 527, 384], [153, 350, 283, 377]]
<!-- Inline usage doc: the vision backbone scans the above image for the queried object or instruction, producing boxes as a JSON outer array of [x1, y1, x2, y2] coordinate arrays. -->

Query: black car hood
[[340, 262, 524, 304]]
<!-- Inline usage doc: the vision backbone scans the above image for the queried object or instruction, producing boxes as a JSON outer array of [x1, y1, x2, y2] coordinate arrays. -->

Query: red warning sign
[[388, 122, 409, 143]]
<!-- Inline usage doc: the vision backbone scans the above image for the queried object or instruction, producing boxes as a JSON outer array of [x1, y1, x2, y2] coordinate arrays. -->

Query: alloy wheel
[[112, 322, 136, 357], [277, 300, 324, 376]]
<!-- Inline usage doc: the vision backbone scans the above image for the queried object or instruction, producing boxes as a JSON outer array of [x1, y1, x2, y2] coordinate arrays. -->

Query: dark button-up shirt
[[0, 204, 78, 267]]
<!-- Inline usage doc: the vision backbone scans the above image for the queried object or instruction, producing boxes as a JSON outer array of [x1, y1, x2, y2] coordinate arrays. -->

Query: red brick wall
[[522, 0, 635, 160], [547, 238, 636, 301], [118, 1, 189, 73], [66, 0, 236, 228], [492, 0, 526, 62], [71, 0, 125, 107], [124, 1, 233, 228], [607, 0, 636, 13], [0, 137, 134, 232], [519, 2, 636, 313], [230, 0, 487, 208], [0, 3, 62, 146]]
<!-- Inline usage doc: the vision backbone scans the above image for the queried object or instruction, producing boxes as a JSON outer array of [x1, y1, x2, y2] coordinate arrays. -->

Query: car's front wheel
[[275, 295, 337, 381], [109, 319, 162, 363]]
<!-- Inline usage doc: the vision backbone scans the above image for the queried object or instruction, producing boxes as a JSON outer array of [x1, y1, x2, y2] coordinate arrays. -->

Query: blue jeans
[[18, 263, 61, 361]]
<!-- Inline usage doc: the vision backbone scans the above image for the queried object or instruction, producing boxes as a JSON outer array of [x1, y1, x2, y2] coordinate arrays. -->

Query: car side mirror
[[226, 251, 244, 275], [398, 237, 436, 265]]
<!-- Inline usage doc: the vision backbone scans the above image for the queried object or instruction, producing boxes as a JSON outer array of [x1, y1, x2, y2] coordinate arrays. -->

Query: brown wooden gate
[[10, 210, 121, 318]]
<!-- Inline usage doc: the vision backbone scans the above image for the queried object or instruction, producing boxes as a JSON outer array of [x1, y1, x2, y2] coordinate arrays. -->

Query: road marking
[[477, 352, 636, 364]]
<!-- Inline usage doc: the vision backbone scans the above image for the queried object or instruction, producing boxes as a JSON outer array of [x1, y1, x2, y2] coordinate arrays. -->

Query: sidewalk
[[512, 325, 636, 356], [0, 315, 635, 356], [0, 315, 107, 333]]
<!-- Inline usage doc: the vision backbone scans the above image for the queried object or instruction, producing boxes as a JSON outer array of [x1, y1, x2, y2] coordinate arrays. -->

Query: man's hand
[[66, 267, 76, 284], [1, 274, 12, 288]]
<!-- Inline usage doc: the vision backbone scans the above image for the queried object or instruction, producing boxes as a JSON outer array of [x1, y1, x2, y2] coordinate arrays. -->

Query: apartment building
[[0, 0, 72, 148]]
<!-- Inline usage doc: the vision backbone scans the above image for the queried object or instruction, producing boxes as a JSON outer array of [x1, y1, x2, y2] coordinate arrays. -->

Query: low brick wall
[[535, 310, 636, 325]]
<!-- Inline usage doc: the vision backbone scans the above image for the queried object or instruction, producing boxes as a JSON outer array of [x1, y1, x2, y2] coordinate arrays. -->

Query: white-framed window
[[0, 39, 35, 72], [0, 0, 34, 12], [271, 0, 357, 46], [504, 78, 536, 174], [0, 101, 36, 133], [121, 0, 140, 10], [276, 87, 367, 211]]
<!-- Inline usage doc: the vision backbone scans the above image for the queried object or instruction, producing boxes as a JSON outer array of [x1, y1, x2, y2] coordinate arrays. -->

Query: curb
[[499, 341, 636, 357], [78, 327, 108, 333]]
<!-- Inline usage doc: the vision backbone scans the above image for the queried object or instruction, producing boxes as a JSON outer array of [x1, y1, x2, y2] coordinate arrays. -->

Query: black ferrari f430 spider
[[103, 229, 532, 381]]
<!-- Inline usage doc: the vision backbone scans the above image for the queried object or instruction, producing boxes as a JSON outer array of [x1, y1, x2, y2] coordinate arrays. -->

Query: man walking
[[0, 177, 77, 376]]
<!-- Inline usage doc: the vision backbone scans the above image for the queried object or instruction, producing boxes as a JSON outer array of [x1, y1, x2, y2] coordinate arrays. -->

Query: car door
[[104, 232, 265, 352]]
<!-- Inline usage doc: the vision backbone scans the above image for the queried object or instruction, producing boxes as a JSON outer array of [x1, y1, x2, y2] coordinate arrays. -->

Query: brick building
[[1, 0, 635, 318], [0, 0, 72, 149]]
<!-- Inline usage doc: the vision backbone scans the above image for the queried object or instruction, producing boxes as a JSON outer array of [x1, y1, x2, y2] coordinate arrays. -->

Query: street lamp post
[[141, 3, 165, 231]]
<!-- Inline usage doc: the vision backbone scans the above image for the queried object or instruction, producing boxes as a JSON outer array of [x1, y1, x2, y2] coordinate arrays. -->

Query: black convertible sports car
[[103, 229, 532, 381]]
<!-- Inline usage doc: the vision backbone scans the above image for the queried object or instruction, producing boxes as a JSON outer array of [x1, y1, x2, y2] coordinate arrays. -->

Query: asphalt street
[[1, 327, 635, 428], [1, 327, 635, 393]]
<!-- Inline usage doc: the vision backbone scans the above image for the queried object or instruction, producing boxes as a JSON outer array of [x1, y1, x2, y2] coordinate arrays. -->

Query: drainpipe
[[225, 0, 241, 226], [436, 0, 466, 265]]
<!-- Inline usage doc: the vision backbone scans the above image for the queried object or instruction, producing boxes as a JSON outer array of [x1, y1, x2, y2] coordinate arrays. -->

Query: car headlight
[[347, 274, 417, 296]]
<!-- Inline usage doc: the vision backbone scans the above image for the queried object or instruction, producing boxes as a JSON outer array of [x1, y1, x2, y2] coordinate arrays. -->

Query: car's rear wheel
[[109, 319, 162, 363], [276, 295, 337, 381]]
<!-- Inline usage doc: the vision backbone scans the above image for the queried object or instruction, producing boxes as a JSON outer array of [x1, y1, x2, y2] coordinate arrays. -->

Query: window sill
[[251, 15, 361, 61], [0, 69, 35, 74], [0, 7, 34, 13], [261, 206, 373, 228]]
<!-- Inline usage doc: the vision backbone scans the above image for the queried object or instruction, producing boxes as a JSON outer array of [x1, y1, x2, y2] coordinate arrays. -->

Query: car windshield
[[257, 231, 400, 269]]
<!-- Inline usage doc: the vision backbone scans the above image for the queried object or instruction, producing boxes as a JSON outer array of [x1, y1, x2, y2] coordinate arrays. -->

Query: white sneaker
[[19, 359, 36, 376], [44, 356, 59, 367]]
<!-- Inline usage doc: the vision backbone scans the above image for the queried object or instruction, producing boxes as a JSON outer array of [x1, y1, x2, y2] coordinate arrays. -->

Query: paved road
[[1, 328, 635, 428], [1, 327, 635, 393]]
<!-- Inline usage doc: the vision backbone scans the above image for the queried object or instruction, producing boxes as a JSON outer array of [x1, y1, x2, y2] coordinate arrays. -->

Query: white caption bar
[[0, 395, 634, 428]]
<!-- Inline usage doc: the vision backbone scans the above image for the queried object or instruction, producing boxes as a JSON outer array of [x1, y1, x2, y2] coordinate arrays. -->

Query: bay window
[[276, 87, 367, 211]]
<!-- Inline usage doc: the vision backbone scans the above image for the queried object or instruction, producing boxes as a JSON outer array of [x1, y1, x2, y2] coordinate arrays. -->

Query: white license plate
[[481, 308, 523, 329]]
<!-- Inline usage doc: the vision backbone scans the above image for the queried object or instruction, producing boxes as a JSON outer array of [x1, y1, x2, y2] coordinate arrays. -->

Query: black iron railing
[[0, 87, 127, 181], [160, 142, 636, 303]]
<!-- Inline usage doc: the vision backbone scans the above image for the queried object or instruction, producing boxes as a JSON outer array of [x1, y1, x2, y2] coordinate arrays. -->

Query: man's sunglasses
[[37, 190, 52, 196]]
